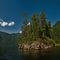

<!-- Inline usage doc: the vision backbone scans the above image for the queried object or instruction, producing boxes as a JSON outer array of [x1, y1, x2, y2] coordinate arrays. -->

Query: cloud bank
[[0, 19, 15, 27]]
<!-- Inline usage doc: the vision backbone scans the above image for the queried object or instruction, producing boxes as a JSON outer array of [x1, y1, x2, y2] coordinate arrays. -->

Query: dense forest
[[18, 11, 60, 48]]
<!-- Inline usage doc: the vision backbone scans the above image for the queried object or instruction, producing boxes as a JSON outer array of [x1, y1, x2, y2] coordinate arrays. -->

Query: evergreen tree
[[31, 13, 39, 40], [46, 21, 53, 38], [20, 12, 29, 43], [53, 21, 60, 43], [39, 11, 47, 38], [19, 11, 55, 45]]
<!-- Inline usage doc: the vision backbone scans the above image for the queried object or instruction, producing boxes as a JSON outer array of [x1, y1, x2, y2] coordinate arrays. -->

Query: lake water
[[0, 44, 60, 60]]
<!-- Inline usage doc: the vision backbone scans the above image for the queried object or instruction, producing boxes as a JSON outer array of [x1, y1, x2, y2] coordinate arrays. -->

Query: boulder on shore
[[18, 41, 54, 50]]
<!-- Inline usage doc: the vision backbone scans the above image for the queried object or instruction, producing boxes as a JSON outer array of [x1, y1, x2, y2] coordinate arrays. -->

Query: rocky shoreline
[[18, 41, 54, 50]]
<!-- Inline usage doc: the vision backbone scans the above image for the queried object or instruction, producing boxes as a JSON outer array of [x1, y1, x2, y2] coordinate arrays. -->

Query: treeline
[[0, 31, 18, 45], [53, 21, 60, 43], [19, 11, 60, 44]]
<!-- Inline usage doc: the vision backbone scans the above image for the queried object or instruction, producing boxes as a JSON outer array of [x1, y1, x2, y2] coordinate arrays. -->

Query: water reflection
[[20, 49, 47, 56], [19, 49, 53, 60], [19, 47, 60, 60]]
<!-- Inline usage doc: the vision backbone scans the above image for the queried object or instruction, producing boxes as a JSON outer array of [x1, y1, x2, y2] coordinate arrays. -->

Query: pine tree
[[46, 21, 53, 38], [39, 11, 47, 38], [19, 11, 55, 45], [31, 13, 39, 40], [20, 12, 29, 43]]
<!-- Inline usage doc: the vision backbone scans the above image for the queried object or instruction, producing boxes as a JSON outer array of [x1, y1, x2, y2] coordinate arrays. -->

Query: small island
[[18, 11, 60, 50]]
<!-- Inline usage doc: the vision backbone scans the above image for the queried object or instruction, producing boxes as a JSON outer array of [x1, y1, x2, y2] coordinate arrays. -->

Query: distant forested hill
[[0, 31, 19, 46], [53, 21, 60, 43]]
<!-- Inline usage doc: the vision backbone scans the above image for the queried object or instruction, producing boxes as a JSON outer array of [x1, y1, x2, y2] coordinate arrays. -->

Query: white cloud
[[8, 21, 15, 26], [27, 22, 30, 26], [0, 19, 15, 27], [1, 22, 8, 27], [19, 30, 22, 34]]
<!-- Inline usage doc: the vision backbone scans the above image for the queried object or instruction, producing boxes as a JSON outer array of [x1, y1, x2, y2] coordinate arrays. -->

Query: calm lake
[[0, 44, 60, 60]]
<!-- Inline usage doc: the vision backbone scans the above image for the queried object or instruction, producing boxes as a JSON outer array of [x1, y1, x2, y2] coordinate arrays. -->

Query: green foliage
[[31, 13, 39, 40], [0, 31, 18, 45], [19, 11, 56, 45], [53, 21, 60, 43], [46, 22, 52, 38], [40, 11, 46, 28], [44, 37, 55, 45]]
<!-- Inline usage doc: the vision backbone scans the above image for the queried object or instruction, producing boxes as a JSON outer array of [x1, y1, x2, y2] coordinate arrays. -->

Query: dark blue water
[[19, 46, 60, 60], [0, 44, 60, 60]]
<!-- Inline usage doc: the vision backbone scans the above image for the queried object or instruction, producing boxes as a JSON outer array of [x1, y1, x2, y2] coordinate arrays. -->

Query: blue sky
[[0, 0, 60, 33]]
